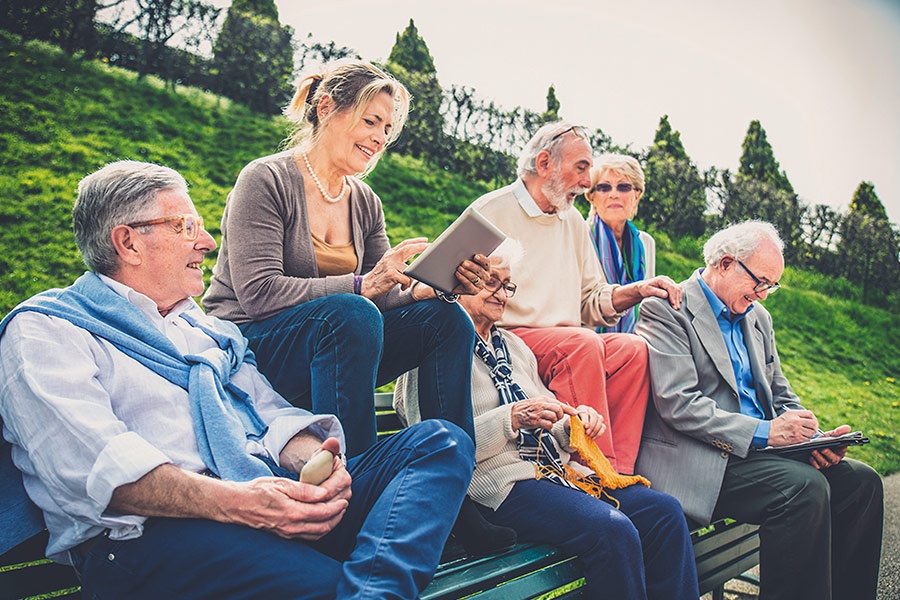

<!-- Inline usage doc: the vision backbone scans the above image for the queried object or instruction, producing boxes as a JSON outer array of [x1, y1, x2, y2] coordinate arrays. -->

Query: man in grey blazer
[[635, 220, 883, 600]]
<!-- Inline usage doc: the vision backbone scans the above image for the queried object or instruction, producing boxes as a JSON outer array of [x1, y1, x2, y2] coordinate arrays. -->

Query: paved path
[[701, 471, 899, 600], [880, 471, 899, 600]]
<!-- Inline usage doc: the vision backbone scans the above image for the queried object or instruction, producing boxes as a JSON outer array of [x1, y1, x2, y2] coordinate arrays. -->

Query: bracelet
[[353, 275, 363, 295], [436, 290, 458, 303]]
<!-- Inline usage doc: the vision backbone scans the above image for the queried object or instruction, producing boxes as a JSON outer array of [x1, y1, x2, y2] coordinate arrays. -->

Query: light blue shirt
[[698, 274, 770, 448]]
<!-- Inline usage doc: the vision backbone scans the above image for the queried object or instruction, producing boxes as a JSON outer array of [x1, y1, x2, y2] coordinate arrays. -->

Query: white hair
[[703, 220, 784, 266], [490, 238, 525, 274], [516, 121, 580, 179]]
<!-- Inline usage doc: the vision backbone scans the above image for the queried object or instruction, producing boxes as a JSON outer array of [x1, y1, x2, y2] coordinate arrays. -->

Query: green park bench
[[0, 392, 760, 599]]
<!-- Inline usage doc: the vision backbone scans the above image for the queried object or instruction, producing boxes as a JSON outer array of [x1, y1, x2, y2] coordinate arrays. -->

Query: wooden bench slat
[[469, 557, 584, 600], [422, 544, 576, 599]]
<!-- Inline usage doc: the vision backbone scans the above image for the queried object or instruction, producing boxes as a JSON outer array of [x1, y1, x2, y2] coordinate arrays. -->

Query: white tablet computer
[[405, 209, 507, 294]]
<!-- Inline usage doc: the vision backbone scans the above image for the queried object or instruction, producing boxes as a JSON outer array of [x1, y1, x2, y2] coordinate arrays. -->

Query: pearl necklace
[[301, 152, 347, 204]]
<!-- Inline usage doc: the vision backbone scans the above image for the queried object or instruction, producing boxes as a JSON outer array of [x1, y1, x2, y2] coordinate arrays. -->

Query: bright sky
[[263, 0, 900, 224]]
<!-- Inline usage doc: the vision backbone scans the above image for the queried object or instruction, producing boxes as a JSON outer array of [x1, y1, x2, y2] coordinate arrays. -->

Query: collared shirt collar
[[512, 178, 567, 221], [98, 274, 195, 329], [697, 268, 753, 323]]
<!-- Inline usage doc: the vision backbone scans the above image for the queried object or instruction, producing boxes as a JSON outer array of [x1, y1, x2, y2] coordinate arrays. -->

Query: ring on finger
[[472, 276, 481, 285]]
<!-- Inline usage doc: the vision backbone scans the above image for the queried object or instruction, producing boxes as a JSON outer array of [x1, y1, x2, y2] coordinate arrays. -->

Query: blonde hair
[[284, 61, 410, 174]]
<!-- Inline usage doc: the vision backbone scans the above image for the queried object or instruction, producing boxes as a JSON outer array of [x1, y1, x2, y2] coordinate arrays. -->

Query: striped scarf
[[589, 215, 646, 333], [473, 327, 580, 491]]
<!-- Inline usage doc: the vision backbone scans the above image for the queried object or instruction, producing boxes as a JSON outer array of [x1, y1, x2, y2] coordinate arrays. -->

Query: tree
[[211, 0, 294, 114], [229, 0, 277, 20], [727, 120, 805, 258], [543, 84, 560, 122], [738, 120, 794, 193], [385, 20, 447, 161], [711, 169, 806, 263], [387, 19, 436, 73], [849, 181, 888, 222], [1, 0, 98, 54], [838, 182, 900, 303], [798, 203, 843, 274], [100, 0, 220, 84], [296, 34, 360, 72], [639, 115, 707, 236]]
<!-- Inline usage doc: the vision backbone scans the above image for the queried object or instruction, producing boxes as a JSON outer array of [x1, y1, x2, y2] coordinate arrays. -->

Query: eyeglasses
[[550, 125, 589, 142], [127, 214, 205, 241], [593, 182, 635, 194], [484, 276, 517, 298], [736, 259, 780, 294]]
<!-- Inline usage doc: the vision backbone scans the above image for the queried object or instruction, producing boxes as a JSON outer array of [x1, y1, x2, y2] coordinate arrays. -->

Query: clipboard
[[758, 431, 869, 456], [405, 209, 507, 294]]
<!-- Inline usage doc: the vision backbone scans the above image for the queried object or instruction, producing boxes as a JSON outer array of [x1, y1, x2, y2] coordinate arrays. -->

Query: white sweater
[[468, 181, 623, 329]]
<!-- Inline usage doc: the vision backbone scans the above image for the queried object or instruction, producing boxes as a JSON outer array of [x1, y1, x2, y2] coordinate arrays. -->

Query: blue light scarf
[[0, 272, 273, 481], [589, 215, 646, 333]]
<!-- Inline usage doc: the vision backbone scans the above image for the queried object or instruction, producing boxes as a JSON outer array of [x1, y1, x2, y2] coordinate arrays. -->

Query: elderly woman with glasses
[[394, 242, 699, 599], [584, 154, 656, 333], [203, 60, 514, 556]]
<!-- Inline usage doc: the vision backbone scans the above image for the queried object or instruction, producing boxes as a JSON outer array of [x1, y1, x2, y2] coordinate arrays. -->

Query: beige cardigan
[[394, 329, 573, 510]]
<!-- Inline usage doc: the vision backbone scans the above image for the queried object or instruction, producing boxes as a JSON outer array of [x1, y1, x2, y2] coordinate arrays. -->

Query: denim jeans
[[480, 479, 699, 600], [239, 294, 476, 457], [76, 420, 474, 600]]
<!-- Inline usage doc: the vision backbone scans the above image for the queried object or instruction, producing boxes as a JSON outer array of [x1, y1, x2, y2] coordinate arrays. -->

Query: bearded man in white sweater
[[465, 122, 682, 475]]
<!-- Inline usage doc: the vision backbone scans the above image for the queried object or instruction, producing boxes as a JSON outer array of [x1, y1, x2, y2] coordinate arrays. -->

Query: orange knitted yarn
[[535, 416, 650, 509]]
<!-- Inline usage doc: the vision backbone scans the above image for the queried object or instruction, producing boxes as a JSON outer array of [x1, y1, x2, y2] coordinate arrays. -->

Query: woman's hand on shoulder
[[361, 237, 428, 299]]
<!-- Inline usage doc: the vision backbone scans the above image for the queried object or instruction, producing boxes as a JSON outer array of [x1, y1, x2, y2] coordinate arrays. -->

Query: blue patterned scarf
[[0, 272, 273, 481], [589, 215, 646, 333]]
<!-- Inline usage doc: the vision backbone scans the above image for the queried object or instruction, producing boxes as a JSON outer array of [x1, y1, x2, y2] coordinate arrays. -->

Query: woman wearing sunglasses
[[585, 154, 656, 333]]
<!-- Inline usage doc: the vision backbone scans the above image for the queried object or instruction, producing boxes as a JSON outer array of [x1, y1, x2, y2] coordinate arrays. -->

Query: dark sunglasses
[[593, 183, 634, 194]]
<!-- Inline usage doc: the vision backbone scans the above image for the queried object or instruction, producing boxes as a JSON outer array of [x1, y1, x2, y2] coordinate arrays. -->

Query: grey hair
[[489, 238, 526, 274], [516, 121, 581, 179], [73, 161, 188, 275], [703, 220, 785, 267]]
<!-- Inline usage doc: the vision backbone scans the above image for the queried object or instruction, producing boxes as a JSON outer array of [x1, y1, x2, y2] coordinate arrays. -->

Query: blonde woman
[[204, 61, 512, 555]]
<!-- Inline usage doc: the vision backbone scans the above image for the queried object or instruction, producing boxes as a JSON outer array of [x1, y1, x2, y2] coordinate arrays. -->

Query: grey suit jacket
[[634, 270, 803, 525]]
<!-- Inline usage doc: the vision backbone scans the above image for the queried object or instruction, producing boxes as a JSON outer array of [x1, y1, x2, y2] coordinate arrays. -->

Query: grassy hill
[[1, 32, 897, 475]]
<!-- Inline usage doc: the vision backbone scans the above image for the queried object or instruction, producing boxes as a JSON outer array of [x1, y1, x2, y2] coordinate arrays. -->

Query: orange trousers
[[510, 327, 650, 475]]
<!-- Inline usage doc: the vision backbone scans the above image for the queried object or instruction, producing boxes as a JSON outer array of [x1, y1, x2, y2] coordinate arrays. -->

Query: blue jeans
[[239, 295, 476, 458], [76, 420, 474, 600], [480, 479, 699, 600]]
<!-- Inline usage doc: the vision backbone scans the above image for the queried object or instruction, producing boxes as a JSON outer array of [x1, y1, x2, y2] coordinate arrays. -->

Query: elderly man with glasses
[[464, 121, 682, 476], [0, 161, 474, 599], [635, 220, 883, 600]]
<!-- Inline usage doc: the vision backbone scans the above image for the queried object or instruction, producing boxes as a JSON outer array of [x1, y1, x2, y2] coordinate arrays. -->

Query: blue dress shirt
[[697, 275, 771, 448]]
